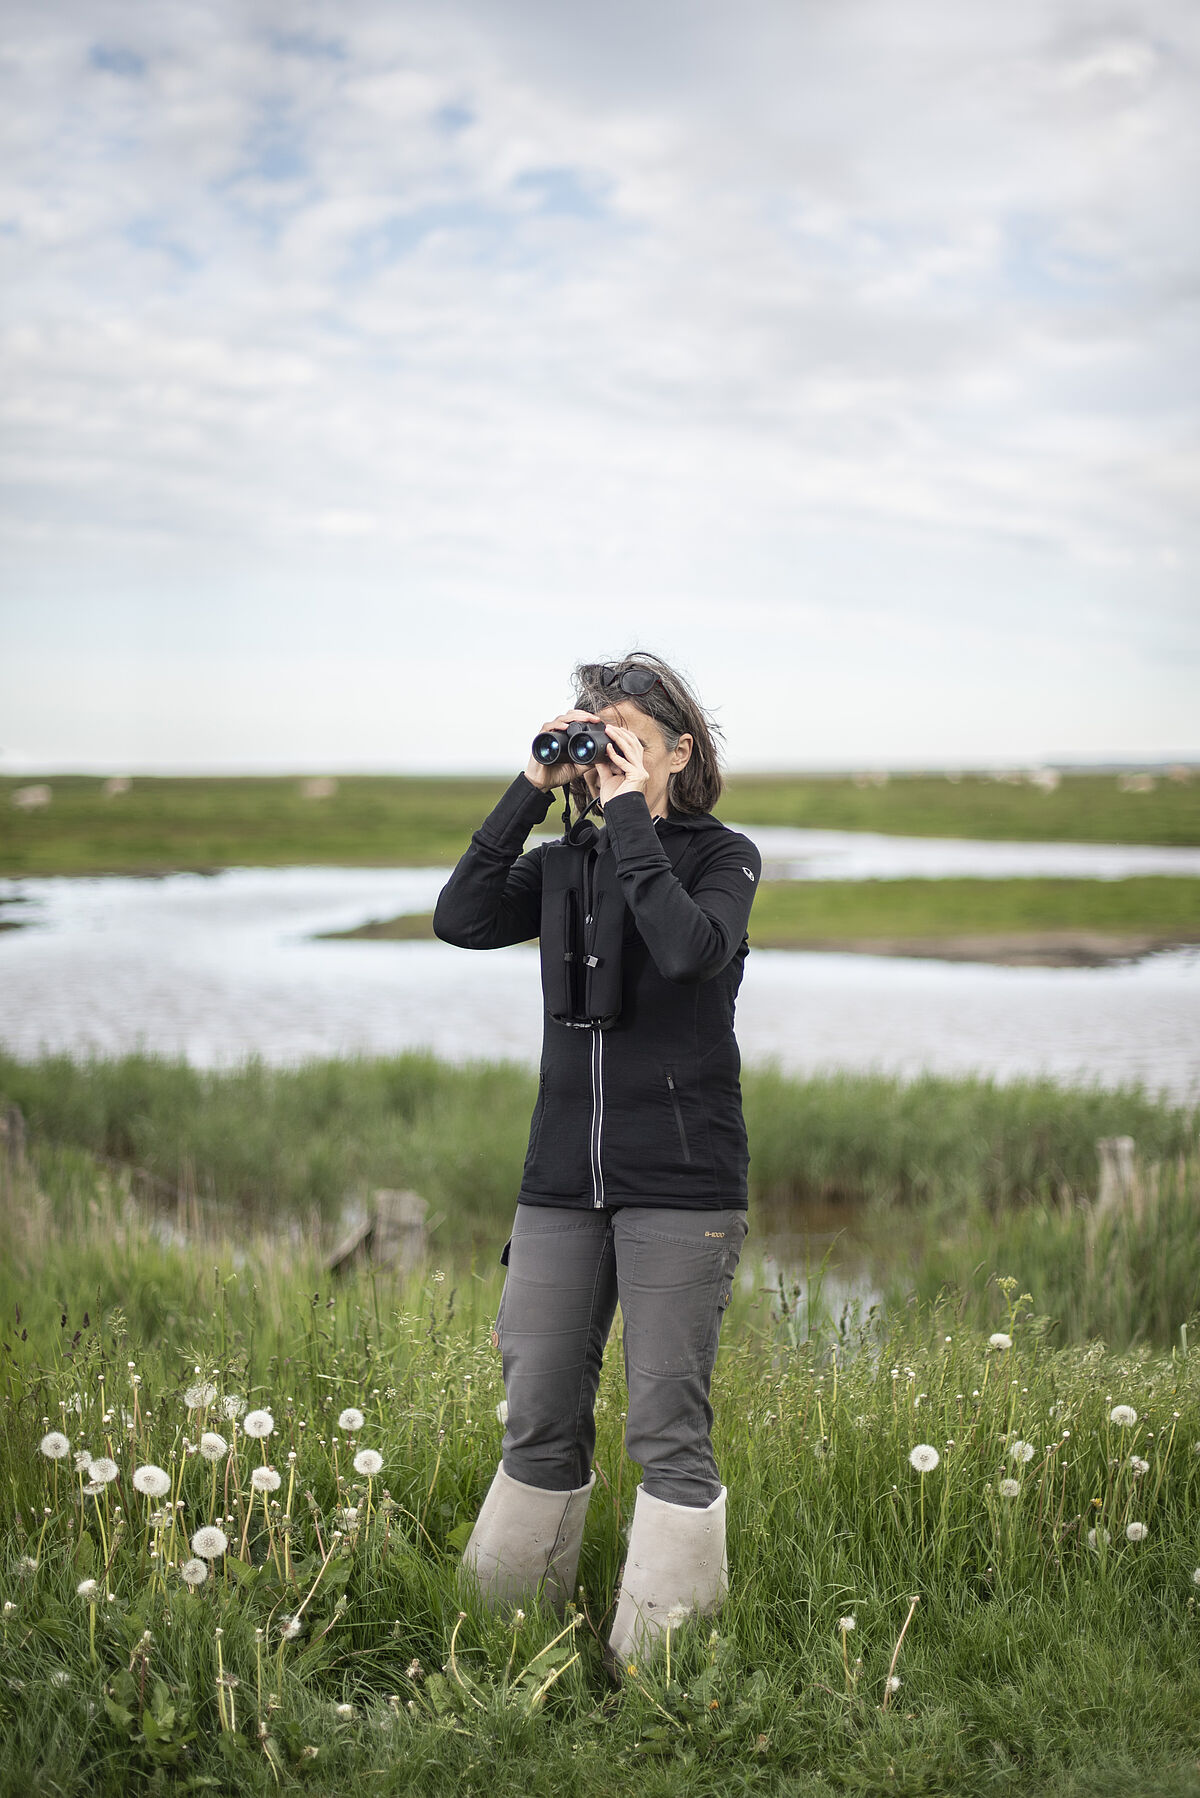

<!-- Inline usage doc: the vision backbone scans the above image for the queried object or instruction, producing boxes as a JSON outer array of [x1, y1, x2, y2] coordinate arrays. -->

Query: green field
[[325, 874, 1200, 964], [2, 768, 1198, 876], [2, 1093, 1200, 1797]]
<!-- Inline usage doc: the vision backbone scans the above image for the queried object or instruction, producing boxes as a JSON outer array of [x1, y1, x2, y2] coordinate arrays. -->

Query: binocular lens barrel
[[530, 722, 612, 767], [532, 731, 564, 764]]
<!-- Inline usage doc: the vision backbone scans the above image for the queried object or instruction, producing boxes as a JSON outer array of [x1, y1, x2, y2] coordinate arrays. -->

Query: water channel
[[1, 826, 1196, 1100]]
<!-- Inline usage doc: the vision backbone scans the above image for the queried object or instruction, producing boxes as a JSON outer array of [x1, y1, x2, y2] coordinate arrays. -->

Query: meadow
[[3, 1110, 1200, 1798], [2, 768, 1198, 878], [325, 874, 1200, 963]]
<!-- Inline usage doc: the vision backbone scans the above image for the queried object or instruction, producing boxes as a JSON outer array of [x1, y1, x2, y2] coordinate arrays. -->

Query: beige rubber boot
[[607, 1484, 728, 1670], [460, 1463, 595, 1615]]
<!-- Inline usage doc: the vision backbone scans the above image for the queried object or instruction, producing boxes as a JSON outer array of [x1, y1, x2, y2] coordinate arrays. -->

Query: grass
[[3, 769, 1199, 877], [2, 1147, 1200, 1797], [322, 874, 1200, 962], [1, 1052, 1196, 1246], [748, 876, 1200, 942]]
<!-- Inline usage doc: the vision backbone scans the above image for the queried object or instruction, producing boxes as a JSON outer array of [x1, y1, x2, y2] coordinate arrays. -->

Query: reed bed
[[2, 1157, 1200, 1797], [2, 1051, 1194, 1239]]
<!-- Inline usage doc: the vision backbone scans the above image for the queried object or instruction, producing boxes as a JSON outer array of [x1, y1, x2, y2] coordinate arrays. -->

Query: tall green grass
[[2, 1158, 1200, 1797], [2, 1053, 1193, 1246]]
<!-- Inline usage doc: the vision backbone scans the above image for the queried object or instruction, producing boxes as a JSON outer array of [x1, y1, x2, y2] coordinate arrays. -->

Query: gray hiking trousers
[[494, 1202, 748, 1508]]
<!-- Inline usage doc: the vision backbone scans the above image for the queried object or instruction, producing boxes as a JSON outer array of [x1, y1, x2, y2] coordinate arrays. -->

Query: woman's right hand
[[524, 711, 603, 790]]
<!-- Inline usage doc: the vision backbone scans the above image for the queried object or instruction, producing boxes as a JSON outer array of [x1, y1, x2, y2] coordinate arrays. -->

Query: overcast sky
[[1, 0, 1197, 773]]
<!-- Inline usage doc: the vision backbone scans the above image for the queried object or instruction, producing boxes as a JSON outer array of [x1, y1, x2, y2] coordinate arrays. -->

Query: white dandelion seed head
[[221, 1395, 246, 1421], [39, 1431, 71, 1460], [184, 1382, 217, 1410], [1192, 1568, 1200, 1587], [200, 1432, 228, 1462], [1125, 1521, 1149, 1542], [73, 1451, 94, 1474], [191, 1526, 229, 1560], [250, 1466, 282, 1492], [909, 1444, 940, 1473], [337, 1408, 365, 1433], [335, 1703, 354, 1718], [76, 1579, 99, 1601], [18, 1556, 38, 1577], [1087, 1527, 1111, 1549], [242, 1409, 274, 1439], [180, 1559, 209, 1587], [1110, 1405, 1138, 1427], [81, 1480, 108, 1497], [50, 1669, 70, 1687], [887, 1676, 902, 1691], [89, 1456, 119, 1485], [353, 1449, 383, 1477], [132, 1465, 171, 1497], [1008, 1440, 1035, 1464], [988, 1333, 1013, 1350], [1129, 1456, 1149, 1477], [999, 1479, 1021, 1498], [280, 1615, 303, 1640], [838, 1616, 856, 1632]]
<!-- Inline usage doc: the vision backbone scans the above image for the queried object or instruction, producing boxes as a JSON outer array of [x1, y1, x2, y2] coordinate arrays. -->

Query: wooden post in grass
[[1095, 1136, 1137, 1217], [327, 1189, 428, 1276], [0, 1101, 26, 1203]]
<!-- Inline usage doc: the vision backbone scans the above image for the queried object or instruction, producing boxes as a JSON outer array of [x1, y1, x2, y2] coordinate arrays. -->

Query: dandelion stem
[[882, 1595, 920, 1710], [215, 1632, 230, 1731], [283, 1461, 297, 1580], [447, 1611, 484, 1710], [528, 1651, 581, 1711]]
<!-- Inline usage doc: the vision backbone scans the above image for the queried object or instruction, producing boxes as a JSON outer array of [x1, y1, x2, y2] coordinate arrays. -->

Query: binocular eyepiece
[[531, 720, 613, 768]]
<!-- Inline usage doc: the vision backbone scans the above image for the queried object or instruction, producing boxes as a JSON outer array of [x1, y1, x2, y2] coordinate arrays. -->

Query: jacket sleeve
[[432, 774, 556, 949], [601, 791, 761, 983]]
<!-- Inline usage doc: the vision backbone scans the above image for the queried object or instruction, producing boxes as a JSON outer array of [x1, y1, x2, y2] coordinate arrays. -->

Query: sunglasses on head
[[580, 663, 664, 699]]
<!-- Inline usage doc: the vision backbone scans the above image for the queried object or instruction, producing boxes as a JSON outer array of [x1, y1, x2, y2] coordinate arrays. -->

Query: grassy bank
[[323, 874, 1200, 964], [3, 769, 1198, 876], [2, 1157, 1200, 1797], [1, 1052, 1194, 1246]]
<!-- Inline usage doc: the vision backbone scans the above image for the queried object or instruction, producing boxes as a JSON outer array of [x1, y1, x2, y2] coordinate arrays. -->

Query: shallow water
[[730, 825, 1200, 881], [1, 863, 1197, 1100]]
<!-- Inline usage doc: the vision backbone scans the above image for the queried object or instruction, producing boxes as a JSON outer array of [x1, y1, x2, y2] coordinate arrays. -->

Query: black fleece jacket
[[432, 773, 761, 1210]]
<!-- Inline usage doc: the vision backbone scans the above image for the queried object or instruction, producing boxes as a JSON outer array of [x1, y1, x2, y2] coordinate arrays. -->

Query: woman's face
[[582, 702, 693, 815]]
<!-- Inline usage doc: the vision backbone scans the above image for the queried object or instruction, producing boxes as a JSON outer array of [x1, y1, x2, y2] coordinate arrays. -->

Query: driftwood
[[327, 1188, 428, 1275]]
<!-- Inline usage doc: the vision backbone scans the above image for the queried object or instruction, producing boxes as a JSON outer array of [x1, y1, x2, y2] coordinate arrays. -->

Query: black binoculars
[[531, 720, 613, 767]]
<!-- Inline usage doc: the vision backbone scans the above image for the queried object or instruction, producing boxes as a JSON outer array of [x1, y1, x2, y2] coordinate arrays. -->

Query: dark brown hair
[[570, 652, 724, 815]]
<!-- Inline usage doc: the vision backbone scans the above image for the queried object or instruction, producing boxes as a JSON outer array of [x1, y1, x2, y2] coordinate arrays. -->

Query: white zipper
[[590, 1025, 605, 1208]]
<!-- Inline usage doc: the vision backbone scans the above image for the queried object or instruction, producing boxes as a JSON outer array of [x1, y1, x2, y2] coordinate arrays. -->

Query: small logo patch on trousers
[[704, 1230, 726, 1238]]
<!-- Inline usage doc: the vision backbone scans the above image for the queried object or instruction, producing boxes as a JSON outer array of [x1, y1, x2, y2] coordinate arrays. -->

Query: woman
[[432, 654, 761, 1666]]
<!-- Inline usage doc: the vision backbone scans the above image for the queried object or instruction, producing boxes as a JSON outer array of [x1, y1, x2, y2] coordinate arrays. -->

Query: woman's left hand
[[594, 722, 649, 805]]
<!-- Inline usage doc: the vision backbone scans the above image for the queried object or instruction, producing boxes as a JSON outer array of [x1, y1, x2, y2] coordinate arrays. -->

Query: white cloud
[[1, 0, 1196, 767]]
